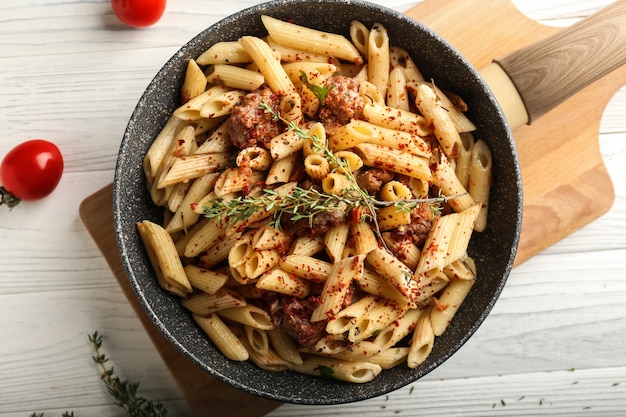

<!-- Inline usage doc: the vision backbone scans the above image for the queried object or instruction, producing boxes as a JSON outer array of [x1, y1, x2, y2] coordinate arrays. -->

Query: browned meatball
[[228, 86, 283, 149]]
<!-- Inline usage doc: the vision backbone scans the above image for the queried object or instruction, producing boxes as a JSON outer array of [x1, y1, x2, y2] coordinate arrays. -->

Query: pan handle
[[480, 0, 626, 129]]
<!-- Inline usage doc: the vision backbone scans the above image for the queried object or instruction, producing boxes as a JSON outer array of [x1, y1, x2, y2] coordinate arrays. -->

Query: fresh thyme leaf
[[300, 71, 334, 104]]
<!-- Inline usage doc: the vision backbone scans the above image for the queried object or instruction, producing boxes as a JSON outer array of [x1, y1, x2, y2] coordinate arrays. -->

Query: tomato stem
[[0, 186, 20, 209]]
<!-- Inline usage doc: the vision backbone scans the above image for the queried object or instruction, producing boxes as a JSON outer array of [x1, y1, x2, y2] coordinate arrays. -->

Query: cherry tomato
[[0, 140, 64, 208], [111, 0, 166, 28]]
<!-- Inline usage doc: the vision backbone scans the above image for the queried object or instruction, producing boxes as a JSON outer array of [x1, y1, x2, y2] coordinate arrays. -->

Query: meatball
[[319, 75, 364, 128], [228, 86, 283, 149]]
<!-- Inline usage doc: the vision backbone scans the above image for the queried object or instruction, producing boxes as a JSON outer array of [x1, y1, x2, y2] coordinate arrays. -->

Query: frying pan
[[112, 0, 626, 405]]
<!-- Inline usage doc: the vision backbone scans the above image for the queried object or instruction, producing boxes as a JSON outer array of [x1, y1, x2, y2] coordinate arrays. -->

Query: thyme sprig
[[32, 332, 168, 417], [209, 103, 458, 240], [89, 331, 169, 417]]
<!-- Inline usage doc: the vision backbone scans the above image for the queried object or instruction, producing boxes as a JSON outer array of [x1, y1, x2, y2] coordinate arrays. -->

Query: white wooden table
[[1, 0, 624, 416]]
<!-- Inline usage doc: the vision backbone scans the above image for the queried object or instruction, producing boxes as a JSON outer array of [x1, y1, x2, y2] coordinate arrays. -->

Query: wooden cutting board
[[79, 0, 626, 415]]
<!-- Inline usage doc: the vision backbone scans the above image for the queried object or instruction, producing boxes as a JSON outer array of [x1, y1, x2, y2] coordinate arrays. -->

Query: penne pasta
[[367, 22, 390, 98], [239, 35, 296, 96], [261, 15, 363, 64], [137, 220, 192, 297], [138, 15, 492, 382], [311, 255, 365, 322]]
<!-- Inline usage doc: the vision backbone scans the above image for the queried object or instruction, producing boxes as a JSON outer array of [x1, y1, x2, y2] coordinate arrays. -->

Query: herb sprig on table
[[31, 331, 168, 417]]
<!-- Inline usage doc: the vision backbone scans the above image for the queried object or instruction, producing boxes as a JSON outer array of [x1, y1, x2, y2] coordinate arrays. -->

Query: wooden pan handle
[[493, 0, 626, 124]]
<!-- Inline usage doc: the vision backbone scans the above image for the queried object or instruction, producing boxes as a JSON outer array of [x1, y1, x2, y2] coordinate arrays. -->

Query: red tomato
[[0, 140, 64, 207], [111, 0, 166, 28]]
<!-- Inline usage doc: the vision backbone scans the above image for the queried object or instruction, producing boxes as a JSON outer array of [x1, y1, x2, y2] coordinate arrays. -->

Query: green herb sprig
[[89, 331, 168, 417], [32, 331, 169, 417], [206, 103, 460, 243]]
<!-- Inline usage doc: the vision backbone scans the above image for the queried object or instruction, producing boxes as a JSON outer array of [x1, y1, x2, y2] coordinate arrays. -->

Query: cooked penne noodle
[[244, 248, 281, 279], [279, 254, 332, 283], [410, 269, 450, 305], [373, 307, 423, 351], [347, 298, 408, 342], [349, 20, 369, 55], [408, 307, 434, 368], [381, 233, 421, 271], [379, 180, 412, 202], [198, 231, 242, 268], [326, 294, 378, 335], [311, 255, 365, 322], [355, 142, 432, 182], [455, 133, 474, 191], [279, 91, 303, 124], [386, 66, 409, 111], [184, 264, 229, 294], [415, 204, 480, 274], [252, 224, 290, 251], [256, 268, 310, 298], [414, 82, 462, 159], [304, 153, 330, 180], [214, 168, 265, 197], [468, 139, 492, 232], [196, 41, 252, 65], [266, 152, 297, 185], [430, 277, 475, 336], [329, 120, 428, 156], [138, 16, 492, 382], [290, 235, 325, 256], [200, 89, 246, 119], [359, 80, 385, 105], [268, 327, 303, 365], [144, 116, 187, 181], [193, 314, 249, 361], [239, 35, 296, 96], [217, 304, 274, 330], [236, 146, 272, 171], [261, 15, 363, 64], [137, 220, 192, 297], [418, 81, 477, 133], [282, 62, 338, 81], [324, 223, 350, 263], [376, 205, 411, 231], [366, 247, 414, 298], [369, 347, 410, 369], [266, 36, 329, 63], [182, 288, 246, 315], [184, 217, 226, 258], [333, 150, 363, 173], [244, 325, 270, 355], [269, 130, 304, 160], [361, 102, 431, 137], [443, 258, 476, 281], [389, 46, 424, 84], [432, 150, 476, 212], [291, 354, 382, 383], [206, 64, 265, 91], [158, 153, 230, 189], [367, 23, 390, 98], [181, 59, 207, 103]]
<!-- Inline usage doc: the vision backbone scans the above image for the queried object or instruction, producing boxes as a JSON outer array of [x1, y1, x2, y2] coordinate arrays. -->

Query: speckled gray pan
[[113, 0, 523, 405]]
